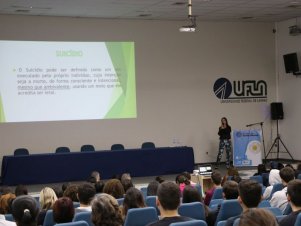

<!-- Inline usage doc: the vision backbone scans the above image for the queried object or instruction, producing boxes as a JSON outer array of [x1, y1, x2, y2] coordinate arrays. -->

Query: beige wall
[[275, 17, 301, 160], [0, 15, 276, 164]]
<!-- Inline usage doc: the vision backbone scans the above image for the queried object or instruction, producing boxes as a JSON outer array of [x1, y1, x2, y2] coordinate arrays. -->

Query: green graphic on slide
[[104, 42, 137, 118], [0, 94, 6, 122]]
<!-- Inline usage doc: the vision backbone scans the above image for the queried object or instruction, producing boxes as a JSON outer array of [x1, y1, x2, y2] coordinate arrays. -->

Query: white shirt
[[0, 219, 17, 226], [270, 187, 288, 212]]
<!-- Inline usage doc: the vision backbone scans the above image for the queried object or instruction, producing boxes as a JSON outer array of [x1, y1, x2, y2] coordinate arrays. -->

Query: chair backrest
[[215, 200, 243, 226], [283, 202, 292, 215], [178, 202, 206, 221], [55, 220, 89, 226], [258, 200, 271, 208], [5, 214, 14, 222], [250, 175, 263, 184], [269, 183, 284, 200], [295, 213, 301, 226], [212, 188, 223, 200], [265, 207, 283, 216], [73, 212, 93, 226], [209, 199, 223, 209], [298, 174, 301, 180], [111, 144, 125, 150], [216, 221, 227, 226], [233, 218, 240, 226], [117, 198, 124, 206], [146, 196, 160, 215], [195, 184, 203, 196], [170, 220, 208, 226], [55, 146, 71, 153], [140, 187, 147, 199], [80, 145, 95, 152], [43, 210, 55, 226], [73, 202, 80, 208], [261, 173, 270, 187], [141, 142, 155, 149], [14, 148, 29, 156], [124, 207, 159, 226]]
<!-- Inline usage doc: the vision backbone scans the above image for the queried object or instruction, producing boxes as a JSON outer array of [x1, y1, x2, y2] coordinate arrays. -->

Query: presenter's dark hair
[[287, 179, 301, 207], [221, 117, 229, 126], [157, 182, 180, 210], [12, 195, 39, 226], [238, 180, 262, 208]]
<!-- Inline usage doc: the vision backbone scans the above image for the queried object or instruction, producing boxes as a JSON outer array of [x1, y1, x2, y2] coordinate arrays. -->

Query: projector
[[289, 25, 301, 36], [179, 26, 196, 32]]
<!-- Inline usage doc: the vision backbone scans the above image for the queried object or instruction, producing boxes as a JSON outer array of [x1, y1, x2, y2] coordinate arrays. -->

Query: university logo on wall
[[213, 77, 267, 103]]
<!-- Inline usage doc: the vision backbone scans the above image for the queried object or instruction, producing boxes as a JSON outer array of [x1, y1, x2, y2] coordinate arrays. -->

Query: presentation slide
[[0, 41, 136, 122]]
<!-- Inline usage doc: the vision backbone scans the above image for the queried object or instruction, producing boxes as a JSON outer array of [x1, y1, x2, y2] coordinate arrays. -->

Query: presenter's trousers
[[216, 139, 231, 168]]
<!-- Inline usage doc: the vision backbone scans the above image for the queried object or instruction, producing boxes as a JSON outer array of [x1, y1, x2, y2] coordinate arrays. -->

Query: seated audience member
[[295, 163, 301, 179], [88, 171, 101, 184], [53, 197, 75, 223], [207, 181, 239, 226], [263, 163, 282, 199], [76, 183, 96, 212], [121, 173, 134, 193], [155, 176, 165, 184], [182, 172, 196, 186], [221, 167, 239, 186], [279, 179, 301, 226], [175, 175, 190, 194], [12, 196, 39, 226], [52, 186, 63, 198], [147, 181, 160, 196], [91, 194, 123, 226], [147, 181, 192, 226], [225, 179, 262, 226], [122, 187, 146, 217], [231, 175, 242, 184], [270, 166, 295, 212], [38, 187, 58, 225], [63, 184, 79, 202], [0, 187, 12, 195], [253, 164, 268, 176], [15, 185, 28, 197], [0, 193, 16, 214], [182, 185, 202, 203], [103, 179, 125, 199], [204, 170, 222, 206], [94, 181, 105, 194], [239, 208, 278, 226], [62, 183, 70, 193]]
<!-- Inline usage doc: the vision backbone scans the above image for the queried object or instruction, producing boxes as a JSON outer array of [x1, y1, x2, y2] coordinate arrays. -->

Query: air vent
[[172, 2, 186, 5], [15, 9, 30, 13], [138, 14, 152, 17], [241, 16, 255, 20]]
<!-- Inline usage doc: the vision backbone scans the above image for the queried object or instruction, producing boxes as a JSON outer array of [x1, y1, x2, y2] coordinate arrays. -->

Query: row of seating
[[13, 142, 156, 156]]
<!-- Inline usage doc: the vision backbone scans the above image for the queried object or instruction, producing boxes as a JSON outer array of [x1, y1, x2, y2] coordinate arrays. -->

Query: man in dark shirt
[[225, 179, 262, 226], [147, 181, 191, 226], [279, 179, 301, 226]]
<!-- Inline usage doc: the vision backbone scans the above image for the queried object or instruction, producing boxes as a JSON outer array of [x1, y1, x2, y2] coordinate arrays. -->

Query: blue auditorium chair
[[14, 148, 29, 156], [111, 144, 125, 150], [268, 183, 284, 200], [212, 188, 223, 200], [258, 200, 271, 208], [43, 210, 55, 226], [283, 203, 292, 215], [140, 187, 147, 199], [55, 146, 71, 153], [55, 221, 89, 226], [295, 213, 301, 226], [146, 196, 160, 215], [117, 197, 124, 206], [141, 142, 155, 149], [170, 220, 208, 226], [209, 199, 223, 210], [80, 145, 95, 152], [215, 200, 242, 226], [265, 207, 283, 217], [73, 212, 93, 226], [178, 202, 206, 220], [124, 207, 159, 226], [250, 175, 263, 184], [5, 214, 14, 222]]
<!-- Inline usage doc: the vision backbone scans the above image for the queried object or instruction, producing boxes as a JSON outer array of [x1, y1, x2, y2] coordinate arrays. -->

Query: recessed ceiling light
[[15, 9, 30, 13], [240, 16, 255, 20], [138, 14, 152, 17], [172, 2, 186, 6]]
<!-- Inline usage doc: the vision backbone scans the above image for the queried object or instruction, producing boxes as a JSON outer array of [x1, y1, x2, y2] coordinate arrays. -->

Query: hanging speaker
[[271, 102, 284, 120]]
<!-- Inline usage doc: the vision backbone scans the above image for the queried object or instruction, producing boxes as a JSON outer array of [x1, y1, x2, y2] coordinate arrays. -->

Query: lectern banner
[[233, 130, 262, 167]]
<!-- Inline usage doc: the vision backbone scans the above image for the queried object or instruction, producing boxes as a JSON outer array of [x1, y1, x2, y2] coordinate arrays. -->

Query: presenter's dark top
[[218, 126, 231, 140]]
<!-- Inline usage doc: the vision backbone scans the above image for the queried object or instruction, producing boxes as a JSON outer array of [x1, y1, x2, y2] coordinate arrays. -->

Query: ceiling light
[[179, 0, 197, 32]]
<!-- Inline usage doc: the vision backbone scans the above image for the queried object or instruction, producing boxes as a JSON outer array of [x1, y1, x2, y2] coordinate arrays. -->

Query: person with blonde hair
[[239, 208, 278, 226], [91, 194, 123, 226], [37, 187, 58, 225]]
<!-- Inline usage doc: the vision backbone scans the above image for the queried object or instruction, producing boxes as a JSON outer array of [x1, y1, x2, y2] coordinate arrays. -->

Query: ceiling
[[0, 0, 301, 23]]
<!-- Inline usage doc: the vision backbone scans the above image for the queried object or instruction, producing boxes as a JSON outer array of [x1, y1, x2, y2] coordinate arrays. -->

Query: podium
[[191, 174, 213, 194]]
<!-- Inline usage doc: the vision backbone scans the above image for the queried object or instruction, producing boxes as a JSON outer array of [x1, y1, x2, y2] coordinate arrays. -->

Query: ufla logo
[[213, 77, 267, 103]]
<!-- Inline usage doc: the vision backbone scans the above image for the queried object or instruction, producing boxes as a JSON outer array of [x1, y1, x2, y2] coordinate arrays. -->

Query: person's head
[[278, 162, 284, 170], [286, 164, 295, 171], [182, 185, 202, 203], [238, 180, 262, 209], [40, 187, 58, 210], [221, 117, 229, 126], [121, 173, 134, 193], [91, 194, 123, 226], [287, 179, 301, 209], [211, 170, 222, 186], [222, 181, 239, 200], [175, 174, 190, 185], [52, 197, 74, 223], [227, 166, 239, 177], [103, 179, 125, 199], [15, 185, 28, 197], [12, 195, 40, 226], [122, 187, 146, 216], [231, 175, 242, 184], [77, 183, 96, 206], [88, 171, 101, 184], [147, 181, 160, 196], [157, 181, 181, 211], [63, 184, 79, 202], [257, 164, 267, 174], [155, 176, 165, 184], [0, 193, 16, 214], [62, 183, 70, 193], [0, 186, 12, 195], [279, 166, 295, 185], [182, 172, 191, 181], [95, 181, 105, 194], [239, 208, 278, 226]]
